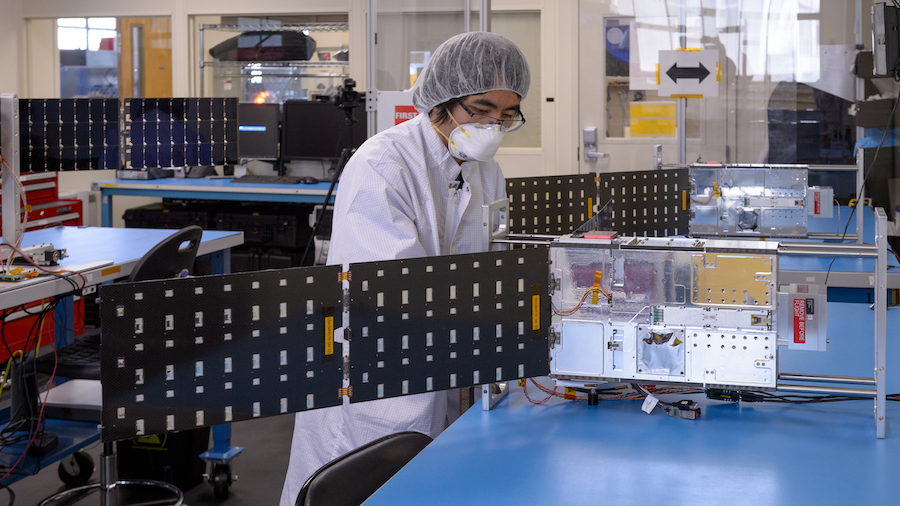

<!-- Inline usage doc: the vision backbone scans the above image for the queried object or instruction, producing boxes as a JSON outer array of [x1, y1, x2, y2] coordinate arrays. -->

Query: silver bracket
[[548, 273, 560, 294], [342, 288, 351, 313], [481, 198, 509, 251], [653, 144, 663, 170], [366, 88, 378, 112], [481, 382, 509, 411]]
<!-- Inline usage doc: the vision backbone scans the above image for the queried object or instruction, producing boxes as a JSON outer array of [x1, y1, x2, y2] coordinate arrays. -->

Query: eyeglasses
[[457, 101, 526, 132]]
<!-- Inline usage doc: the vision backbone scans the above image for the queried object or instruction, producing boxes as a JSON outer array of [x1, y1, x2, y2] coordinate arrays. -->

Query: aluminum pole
[[199, 24, 206, 98], [0, 94, 20, 246], [465, 0, 471, 32], [874, 207, 887, 438], [676, 1, 687, 164], [480, 0, 491, 32], [366, 0, 378, 138]]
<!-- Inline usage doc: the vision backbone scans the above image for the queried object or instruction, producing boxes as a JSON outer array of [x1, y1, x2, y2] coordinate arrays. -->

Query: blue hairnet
[[412, 31, 531, 113]]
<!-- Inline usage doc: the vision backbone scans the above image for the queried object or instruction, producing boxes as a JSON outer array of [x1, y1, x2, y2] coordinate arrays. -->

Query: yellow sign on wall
[[630, 101, 676, 137]]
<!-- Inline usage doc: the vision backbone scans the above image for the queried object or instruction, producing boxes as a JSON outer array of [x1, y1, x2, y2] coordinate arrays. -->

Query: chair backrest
[[295, 431, 432, 506], [128, 226, 204, 282]]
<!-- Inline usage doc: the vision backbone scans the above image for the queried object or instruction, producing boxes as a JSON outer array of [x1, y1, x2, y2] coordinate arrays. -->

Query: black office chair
[[295, 432, 432, 506], [40, 226, 204, 506], [127, 225, 203, 283], [295, 431, 432, 506]]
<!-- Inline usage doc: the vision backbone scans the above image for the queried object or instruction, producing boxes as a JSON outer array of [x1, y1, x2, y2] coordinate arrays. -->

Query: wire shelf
[[201, 60, 349, 69], [201, 22, 349, 32]]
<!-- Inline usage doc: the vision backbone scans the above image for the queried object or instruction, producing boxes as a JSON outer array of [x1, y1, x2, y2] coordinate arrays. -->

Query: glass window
[[58, 18, 87, 28], [57, 18, 117, 52], [590, 1, 856, 165], [374, 2, 540, 148], [58, 27, 88, 50], [88, 18, 117, 29], [88, 29, 117, 51], [603, 16, 701, 140], [57, 17, 171, 99]]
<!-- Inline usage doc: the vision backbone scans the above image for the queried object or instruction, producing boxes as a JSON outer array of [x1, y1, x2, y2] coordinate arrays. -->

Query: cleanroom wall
[[577, 0, 868, 175]]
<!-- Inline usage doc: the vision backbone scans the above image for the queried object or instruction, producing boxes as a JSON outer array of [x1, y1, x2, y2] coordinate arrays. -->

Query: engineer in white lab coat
[[280, 31, 530, 505]]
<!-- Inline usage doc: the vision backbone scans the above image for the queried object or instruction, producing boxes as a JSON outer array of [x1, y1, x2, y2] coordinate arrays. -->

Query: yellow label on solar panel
[[532, 294, 541, 331], [324, 316, 334, 355]]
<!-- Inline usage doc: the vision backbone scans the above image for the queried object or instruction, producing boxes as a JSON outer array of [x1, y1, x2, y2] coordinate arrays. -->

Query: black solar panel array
[[348, 249, 550, 402], [506, 174, 597, 235], [101, 265, 344, 443], [100, 249, 550, 442], [597, 169, 690, 237], [127, 98, 239, 169], [18, 98, 119, 171]]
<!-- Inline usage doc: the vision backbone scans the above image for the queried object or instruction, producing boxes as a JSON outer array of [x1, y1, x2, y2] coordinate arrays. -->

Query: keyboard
[[231, 175, 304, 185]]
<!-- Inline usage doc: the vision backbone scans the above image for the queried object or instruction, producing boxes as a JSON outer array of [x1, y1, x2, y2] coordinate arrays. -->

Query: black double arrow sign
[[666, 62, 710, 83]]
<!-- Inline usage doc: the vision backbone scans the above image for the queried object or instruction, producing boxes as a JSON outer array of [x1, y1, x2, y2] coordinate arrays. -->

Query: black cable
[[824, 93, 900, 284], [300, 147, 352, 266], [0, 305, 26, 363], [0, 482, 15, 506], [0, 296, 61, 482]]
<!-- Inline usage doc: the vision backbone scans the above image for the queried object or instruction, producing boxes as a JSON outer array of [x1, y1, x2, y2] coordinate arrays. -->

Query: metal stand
[[199, 424, 244, 500], [0, 94, 21, 244], [40, 443, 184, 506], [777, 207, 889, 438]]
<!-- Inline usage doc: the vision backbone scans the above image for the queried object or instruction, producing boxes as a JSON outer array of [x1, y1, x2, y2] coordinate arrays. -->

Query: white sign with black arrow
[[657, 49, 720, 98]]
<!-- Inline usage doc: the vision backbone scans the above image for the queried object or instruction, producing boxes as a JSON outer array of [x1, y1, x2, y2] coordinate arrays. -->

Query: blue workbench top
[[93, 177, 334, 194], [1, 226, 242, 268], [364, 301, 900, 505]]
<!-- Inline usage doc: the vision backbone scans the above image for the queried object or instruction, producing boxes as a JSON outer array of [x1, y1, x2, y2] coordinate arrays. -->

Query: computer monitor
[[238, 102, 280, 160], [281, 99, 366, 161]]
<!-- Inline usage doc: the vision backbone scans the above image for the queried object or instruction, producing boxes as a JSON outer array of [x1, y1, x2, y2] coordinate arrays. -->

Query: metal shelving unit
[[199, 23, 350, 98]]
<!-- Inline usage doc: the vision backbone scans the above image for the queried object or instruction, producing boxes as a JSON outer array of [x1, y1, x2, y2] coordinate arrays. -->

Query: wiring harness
[[523, 379, 900, 422]]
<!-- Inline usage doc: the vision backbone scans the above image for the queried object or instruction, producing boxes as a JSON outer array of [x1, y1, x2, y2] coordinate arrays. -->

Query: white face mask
[[447, 123, 505, 161], [431, 108, 507, 162]]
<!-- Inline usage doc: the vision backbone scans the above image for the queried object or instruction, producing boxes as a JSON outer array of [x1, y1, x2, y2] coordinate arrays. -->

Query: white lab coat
[[279, 113, 507, 506]]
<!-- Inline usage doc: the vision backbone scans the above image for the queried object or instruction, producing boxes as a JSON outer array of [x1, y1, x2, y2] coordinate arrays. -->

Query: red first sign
[[395, 105, 419, 125]]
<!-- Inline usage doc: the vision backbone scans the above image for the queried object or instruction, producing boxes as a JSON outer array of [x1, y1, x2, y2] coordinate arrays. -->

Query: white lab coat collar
[[420, 114, 463, 183]]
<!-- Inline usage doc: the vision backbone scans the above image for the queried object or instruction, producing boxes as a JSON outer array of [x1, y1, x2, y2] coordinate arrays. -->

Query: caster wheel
[[58, 451, 95, 487], [212, 463, 232, 500]]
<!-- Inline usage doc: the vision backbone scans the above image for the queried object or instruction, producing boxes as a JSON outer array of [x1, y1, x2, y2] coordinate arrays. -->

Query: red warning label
[[793, 298, 806, 343], [395, 106, 419, 125]]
